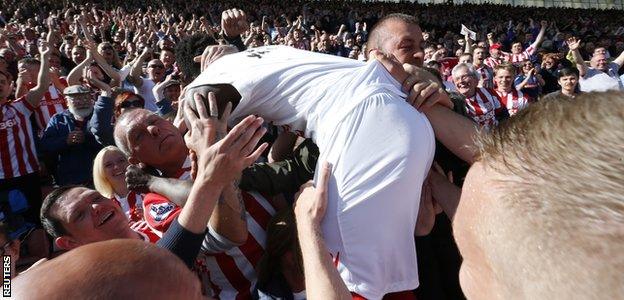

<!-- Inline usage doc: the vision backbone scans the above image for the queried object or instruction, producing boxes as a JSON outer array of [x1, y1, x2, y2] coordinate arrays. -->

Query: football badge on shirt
[[149, 203, 175, 222]]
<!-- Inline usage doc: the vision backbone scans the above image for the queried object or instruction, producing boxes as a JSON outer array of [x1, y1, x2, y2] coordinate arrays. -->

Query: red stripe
[[243, 192, 271, 229], [473, 90, 486, 115], [236, 232, 264, 268], [0, 108, 13, 178], [18, 112, 38, 173], [12, 113, 27, 176], [214, 253, 251, 300]]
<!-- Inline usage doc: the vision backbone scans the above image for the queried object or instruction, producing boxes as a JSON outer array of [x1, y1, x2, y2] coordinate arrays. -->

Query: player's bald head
[[13, 239, 204, 299], [367, 13, 420, 52]]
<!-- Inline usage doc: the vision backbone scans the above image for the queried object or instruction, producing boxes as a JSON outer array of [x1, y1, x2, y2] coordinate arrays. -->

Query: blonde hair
[[493, 62, 516, 76], [475, 91, 624, 298], [93, 146, 127, 198]]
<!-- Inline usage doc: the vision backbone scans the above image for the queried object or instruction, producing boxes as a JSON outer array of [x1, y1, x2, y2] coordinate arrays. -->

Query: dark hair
[[174, 33, 217, 83], [558, 67, 579, 78], [40, 185, 82, 239], [255, 209, 303, 288], [114, 91, 145, 118]]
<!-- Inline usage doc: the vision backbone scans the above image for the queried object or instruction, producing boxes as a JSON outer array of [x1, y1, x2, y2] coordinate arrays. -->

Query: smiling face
[[590, 54, 608, 71], [102, 150, 129, 191], [495, 69, 514, 92], [51, 187, 133, 249], [453, 66, 478, 97], [147, 59, 165, 81]]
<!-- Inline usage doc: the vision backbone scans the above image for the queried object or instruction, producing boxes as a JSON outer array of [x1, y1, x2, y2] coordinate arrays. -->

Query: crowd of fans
[[0, 0, 622, 299]]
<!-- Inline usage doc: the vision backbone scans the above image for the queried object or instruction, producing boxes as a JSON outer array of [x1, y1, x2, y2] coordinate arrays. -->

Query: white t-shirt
[[133, 77, 159, 112], [187, 46, 435, 298], [186, 45, 403, 143], [580, 62, 623, 92]]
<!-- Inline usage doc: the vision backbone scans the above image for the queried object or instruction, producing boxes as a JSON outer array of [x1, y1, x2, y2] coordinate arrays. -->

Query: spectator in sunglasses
[[114, 91, 145, 118]]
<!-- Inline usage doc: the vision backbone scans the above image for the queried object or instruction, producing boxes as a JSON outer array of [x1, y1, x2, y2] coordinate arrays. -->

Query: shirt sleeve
[[201, 224, 240, 254], [157, 217, 206, 269]]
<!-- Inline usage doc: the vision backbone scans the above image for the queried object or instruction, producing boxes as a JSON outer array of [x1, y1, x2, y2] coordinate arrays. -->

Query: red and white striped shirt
[[464, 88, 503, 129], [113, 191, 145, 222], [200, 191, 276, 299], [475, 64, 494, 89], [507, 45, 536, 65], [27, 80, 68, 132], [494, 89, 529, 116], [484, 56, 505, 69], [0, 97, 39, 179], [486, 45, 537, 69]]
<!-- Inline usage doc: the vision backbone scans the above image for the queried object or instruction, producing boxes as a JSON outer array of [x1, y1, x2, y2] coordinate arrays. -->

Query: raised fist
[[221, 8, 249, 38]]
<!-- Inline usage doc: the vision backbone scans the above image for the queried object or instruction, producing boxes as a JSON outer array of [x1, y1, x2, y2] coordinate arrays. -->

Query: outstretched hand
[[184, 91, 267, 186]]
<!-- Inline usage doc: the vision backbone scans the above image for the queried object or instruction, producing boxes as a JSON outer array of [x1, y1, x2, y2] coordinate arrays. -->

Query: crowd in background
[[0, 0, 623, 299]]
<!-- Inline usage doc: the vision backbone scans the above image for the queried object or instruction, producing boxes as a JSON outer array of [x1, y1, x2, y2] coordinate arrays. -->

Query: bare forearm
[[424, 106, 478, 164], [209, 181, 248, 245], [298, 222, 351, 300], [429, 174, 461, 220], [26, 56, 51, 106], [93, 52, 121, 82], [177, 175, 224, 234], [149, 177, 193, 207], [67, 58, 93, 85]]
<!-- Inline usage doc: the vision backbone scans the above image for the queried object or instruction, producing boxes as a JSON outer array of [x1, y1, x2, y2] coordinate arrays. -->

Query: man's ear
[[55, 236, 80, 251]]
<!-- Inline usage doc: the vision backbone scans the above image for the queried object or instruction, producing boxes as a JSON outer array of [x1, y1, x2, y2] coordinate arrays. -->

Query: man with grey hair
[[451, 63, 506, 129], [40, 85, 103, 185]]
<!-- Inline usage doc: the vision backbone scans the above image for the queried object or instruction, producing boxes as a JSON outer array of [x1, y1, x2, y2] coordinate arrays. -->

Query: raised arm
[[25, 42, 52, 107], [67, 50, 94, 85], [127, 47, 152, 88], [84, 40, 122, 84], [373, 51, 479, 164], [179, 99, 268, 236], [567, 37, 588, 77], [527, 20, 547, 55], [613, 47, 624, 68]]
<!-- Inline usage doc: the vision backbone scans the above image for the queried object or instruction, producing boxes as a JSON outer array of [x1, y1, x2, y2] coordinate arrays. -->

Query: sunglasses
[[148, 65, 165, 69], [119, 99, 144, 109]]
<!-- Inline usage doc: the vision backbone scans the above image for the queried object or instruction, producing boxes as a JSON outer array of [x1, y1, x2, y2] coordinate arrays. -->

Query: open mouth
[[99, 211, 114, 227]]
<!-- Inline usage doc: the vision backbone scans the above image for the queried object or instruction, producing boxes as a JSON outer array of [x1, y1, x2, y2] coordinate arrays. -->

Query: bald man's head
[[366, 13, 424, 66], [14, 240, 205, 299]]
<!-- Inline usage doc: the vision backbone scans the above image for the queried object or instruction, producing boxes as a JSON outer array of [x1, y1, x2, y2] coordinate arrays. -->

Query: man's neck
[[497, 87, 512, 94], [157, 151, 188, 178], [561, 88, 576, 97]]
